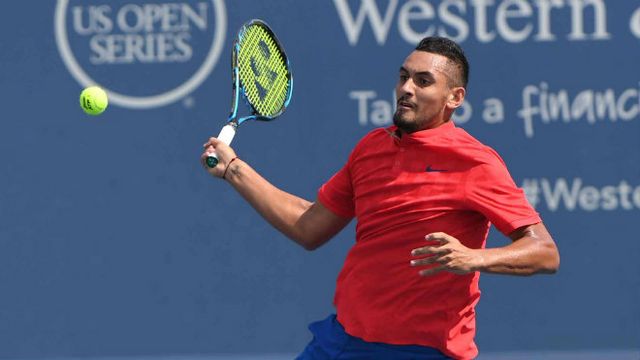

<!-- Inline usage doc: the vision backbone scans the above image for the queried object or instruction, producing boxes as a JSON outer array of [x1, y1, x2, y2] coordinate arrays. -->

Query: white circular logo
[[55, 0, 227, 109]]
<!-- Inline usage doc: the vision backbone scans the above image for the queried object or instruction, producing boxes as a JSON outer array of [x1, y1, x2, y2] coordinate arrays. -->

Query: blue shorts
[[296, 314, 452, 359]]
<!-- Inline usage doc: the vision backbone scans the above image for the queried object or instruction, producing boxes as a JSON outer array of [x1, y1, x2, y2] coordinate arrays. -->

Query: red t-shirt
[[317, 121, 540, 360]]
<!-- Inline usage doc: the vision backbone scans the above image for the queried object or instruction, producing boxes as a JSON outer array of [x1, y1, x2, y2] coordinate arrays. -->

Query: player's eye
[[399, 74, 409, 82], [418, 77, 431, 86]]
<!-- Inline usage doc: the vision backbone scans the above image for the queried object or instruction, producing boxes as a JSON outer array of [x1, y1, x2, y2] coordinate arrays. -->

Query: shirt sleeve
[[317, 129, 383, 219], [317, 162, 355, 218], [464, 153, 541, 236]]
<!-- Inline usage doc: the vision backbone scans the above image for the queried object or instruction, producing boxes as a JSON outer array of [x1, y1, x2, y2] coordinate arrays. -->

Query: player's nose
[[398, 78, 415, 96]]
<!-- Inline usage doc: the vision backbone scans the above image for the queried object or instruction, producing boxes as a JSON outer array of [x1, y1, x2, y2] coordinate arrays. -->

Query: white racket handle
[[206, 124, 237, 168], [218, 124, 236, 145]]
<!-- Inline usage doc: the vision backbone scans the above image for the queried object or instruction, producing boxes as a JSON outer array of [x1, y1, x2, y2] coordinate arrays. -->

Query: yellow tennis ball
[[79, 86, 108, 115]]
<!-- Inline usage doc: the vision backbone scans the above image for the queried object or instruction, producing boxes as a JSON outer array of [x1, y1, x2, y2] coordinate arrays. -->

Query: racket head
[[233, 19, 293, 125]]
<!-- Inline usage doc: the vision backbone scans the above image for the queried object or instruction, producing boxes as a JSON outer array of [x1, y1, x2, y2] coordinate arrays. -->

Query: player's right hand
[[201, 137, 238, 179]]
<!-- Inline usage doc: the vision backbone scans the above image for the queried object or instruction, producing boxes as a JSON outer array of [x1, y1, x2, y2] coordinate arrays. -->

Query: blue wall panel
[[0, 0, 638, 358]]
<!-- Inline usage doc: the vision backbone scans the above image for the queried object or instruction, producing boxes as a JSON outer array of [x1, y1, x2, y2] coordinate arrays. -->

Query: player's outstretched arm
[[201, 137, 352, 250], [411, 222, 559, 276], [480, 222, 560, 275]]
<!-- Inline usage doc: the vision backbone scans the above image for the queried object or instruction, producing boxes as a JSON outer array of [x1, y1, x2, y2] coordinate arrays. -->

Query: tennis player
[[202, 37, 560, 360]]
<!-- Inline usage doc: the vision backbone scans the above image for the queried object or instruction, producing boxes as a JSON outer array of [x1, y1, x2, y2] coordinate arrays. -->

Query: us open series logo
[[55, 0, 227, 109]]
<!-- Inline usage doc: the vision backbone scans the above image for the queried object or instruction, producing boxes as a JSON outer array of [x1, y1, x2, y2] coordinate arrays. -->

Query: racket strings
[[238, 25, 290, 116], [240, 28, 287, 113]]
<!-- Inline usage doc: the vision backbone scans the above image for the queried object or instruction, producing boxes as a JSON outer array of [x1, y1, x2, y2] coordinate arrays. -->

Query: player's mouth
[[397, 100, 415, 110]]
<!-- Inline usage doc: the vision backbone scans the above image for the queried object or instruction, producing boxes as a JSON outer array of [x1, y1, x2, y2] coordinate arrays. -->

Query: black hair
[[415, 37, 469, 88]]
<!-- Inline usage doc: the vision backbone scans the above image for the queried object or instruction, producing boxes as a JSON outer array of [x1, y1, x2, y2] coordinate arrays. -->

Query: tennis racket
[[206, 19, 293, 168]]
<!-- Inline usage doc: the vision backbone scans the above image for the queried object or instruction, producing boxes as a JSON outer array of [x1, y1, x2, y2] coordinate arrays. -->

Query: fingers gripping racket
[[206, 19, 293, 168]]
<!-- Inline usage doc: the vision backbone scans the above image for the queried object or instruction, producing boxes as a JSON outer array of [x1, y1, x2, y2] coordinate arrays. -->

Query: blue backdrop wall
[[0, 0, 638, 358]]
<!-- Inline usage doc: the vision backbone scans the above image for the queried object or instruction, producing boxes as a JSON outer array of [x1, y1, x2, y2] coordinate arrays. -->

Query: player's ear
[[447, 86, 465, 110]]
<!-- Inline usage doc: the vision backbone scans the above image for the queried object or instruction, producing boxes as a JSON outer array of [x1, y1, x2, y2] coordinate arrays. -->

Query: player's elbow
[[537, 241, 560, 274], [302, 242, 320, 251], [284, 231, 321, 251], [299, 235, 329, 251]]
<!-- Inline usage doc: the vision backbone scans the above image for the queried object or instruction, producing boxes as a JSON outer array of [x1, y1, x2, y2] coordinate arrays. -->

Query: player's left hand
[[410, 232, 483, 276]]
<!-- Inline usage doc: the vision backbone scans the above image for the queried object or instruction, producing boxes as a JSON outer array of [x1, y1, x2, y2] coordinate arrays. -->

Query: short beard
[[393, 110, 421, 133]]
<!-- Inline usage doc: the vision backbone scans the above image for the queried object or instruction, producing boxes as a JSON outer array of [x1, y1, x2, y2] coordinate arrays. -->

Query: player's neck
[[397, 118, 449, 137]]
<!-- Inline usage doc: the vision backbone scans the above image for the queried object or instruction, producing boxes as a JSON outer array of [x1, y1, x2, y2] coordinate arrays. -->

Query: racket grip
[[206, 124, 237, 168]]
